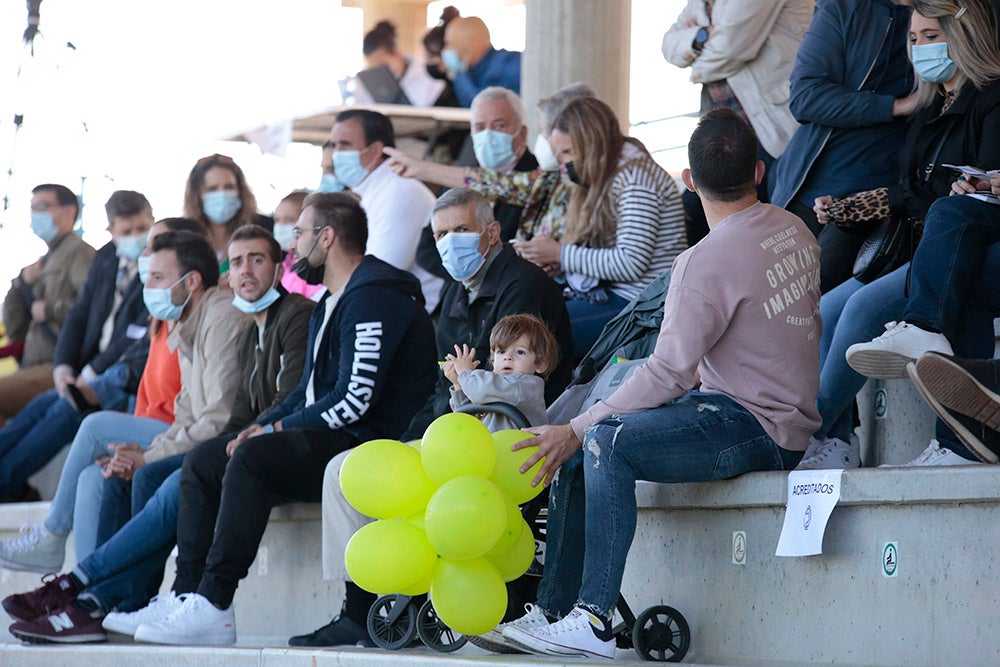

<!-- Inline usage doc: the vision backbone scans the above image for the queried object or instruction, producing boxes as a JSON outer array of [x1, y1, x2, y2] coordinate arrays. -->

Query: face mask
[[202, 190, 242, 225], [472, 129, 517, 169], [137, 255, 152, 285], [436, 231, 486, 281], [912, 42, 957, 84], [317, 173, 345, 193], [143, 271, 192, 321], [441, 49, 467, 74], [292, 232, 326, 284], [116, 234, 146, 262], [31, 211, 59, 243], [232, 274, 280, 314], [564, 161, 584, 186], [333, 150, 370, 188], [534, 134, 559, 171], [272, 223, 295, 250]]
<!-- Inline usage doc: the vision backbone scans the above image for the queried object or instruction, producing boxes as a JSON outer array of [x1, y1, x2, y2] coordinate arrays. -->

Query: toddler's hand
[[442, 359, 459, 387], [449, 344, 479, 376]]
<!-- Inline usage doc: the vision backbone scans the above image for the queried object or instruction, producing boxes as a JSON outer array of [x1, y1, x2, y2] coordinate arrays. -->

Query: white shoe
[[468, 603, 549, 654], [889, 439, 981, 467], [846, 321, 953, 379], [503, 606, 615, 660], [0, 523, 66, 573], [133, 593, 235, 646], [102, 591, 188, 636], [795, 437, 859, 470]]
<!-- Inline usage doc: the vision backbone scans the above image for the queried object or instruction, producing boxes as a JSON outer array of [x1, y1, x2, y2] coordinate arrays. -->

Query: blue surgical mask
[[436, 231, 486, 281], [912, 42, 957, 84], [272, 223, 295, 251], [142, 271, 192, 321], [442, 49, 467, 74], [317, 173, 345, 192], [534, 134, 558, 171], [30, 211, 59, 243], [333, 150, 370, 188], [137, 255, 152, 285], [202, 190, 242, 225], [116, 234, 146, 262], [232, 274, 280, 314], [472, 129, 517, 169]]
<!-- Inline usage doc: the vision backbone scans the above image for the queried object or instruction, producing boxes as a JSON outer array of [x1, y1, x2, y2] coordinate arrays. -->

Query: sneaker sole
[[0, 555, 62, 574], [908, 362, 1000, 464], [10, 628, 107, 644], [503, 628, 614, 660], [846, 348, 912, 379], [101, 617, 143, 636], [134, 627, 236, 646], [467, 634, 526, 654]]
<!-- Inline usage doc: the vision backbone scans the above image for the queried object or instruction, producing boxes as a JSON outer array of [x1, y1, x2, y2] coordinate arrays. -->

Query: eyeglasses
[[292, 225, 323, 240]]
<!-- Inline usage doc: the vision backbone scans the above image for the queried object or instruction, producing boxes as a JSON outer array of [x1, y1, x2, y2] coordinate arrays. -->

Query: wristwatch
[[692, 26, 710, 54]]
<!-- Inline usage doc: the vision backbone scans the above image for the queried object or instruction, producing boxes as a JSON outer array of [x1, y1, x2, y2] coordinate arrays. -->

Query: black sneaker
[[288, 615, 374, 647], [909, 354, 1000, 463], [3, 573, 80, 622], [9, 601, 107, 644]]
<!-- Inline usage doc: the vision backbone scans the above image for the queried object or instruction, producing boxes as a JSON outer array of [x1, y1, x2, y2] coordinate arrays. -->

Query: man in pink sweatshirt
[[495, 109, 823, 660]]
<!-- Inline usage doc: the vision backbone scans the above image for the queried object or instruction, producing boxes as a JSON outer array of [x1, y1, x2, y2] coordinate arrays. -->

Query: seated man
[[0, 190, 153, 501], [0, 228, 250, 571], [0, 183, 94, 428], [289, 188, 572, 647], [3, 225, 313, 644], [128, 192, 437, 646], [442, 16, 521, 107], [495, 109, 821, 658]]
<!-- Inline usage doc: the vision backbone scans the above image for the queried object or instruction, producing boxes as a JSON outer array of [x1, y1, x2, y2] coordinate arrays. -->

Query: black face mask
[[426, 63, 448, 80], [565, 161, 584, 186], [292, 233, 325, 285]]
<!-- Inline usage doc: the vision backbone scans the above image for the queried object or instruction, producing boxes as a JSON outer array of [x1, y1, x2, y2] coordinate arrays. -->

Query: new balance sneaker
[[134, 593, 236, 646], [3, 572, 80, 622], [9, 601, 106, 644], [468, 603, 549, 654], [288, 615, 374, 647], [503, 606, 615, 660], [102, 591, 188, 636], [0, 523, 66, 573], [887, 439, 981, 467], [795, 437, 860, 470], [846, 321, 953, 379]]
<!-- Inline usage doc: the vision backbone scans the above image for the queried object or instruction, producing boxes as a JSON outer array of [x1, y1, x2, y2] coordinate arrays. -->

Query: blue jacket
[[770, 0, 914, 208], [453, 48, 522, 108], [258, 255, 437, 445]]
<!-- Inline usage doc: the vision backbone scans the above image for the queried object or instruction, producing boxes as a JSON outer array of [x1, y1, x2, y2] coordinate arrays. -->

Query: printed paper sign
[[775, 469, 843, 557]]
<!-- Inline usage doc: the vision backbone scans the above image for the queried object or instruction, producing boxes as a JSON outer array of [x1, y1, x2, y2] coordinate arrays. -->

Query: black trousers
[[174, 428, 356, 608], [786, 198, 867, 295]]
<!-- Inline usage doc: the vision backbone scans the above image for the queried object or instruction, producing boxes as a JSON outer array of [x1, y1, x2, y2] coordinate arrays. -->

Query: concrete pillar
[[522, 0, 632, 136]]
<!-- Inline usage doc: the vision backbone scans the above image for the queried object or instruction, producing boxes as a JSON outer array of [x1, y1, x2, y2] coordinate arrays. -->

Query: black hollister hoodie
[[257, 255, 437, 444]]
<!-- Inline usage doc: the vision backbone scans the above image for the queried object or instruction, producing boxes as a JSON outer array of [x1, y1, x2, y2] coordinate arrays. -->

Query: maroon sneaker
[[2, 573, 79, 622], [9, 601, 107, 644]]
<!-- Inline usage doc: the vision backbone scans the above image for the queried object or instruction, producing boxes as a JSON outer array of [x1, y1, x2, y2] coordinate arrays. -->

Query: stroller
[[366, 272, 691, 661]]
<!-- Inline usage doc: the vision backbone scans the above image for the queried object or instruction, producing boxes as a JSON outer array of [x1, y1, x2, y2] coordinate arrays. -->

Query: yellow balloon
[[430, 557, 507, 635], [406, 439, 422, 451], [487, 495, 525, 555], [425, 476, 507, 560], [421, 413, 495, 485], [340, 439, 436, 519], [486, 522, 537, 582], [489, 430, 546, 505], [345, 520, 437, 594], [400, 566, 435, 596]]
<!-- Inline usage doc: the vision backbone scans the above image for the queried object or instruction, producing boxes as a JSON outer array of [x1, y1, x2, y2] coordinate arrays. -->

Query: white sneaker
[[796, 437, 859, 470], [846, 321, 953, 379], [0, 523, 66, 573], [133, 593, 235, 646], [468, 603, 549, 654], [503, 606, 615, 660], [890, 439, 981, 467], [102, 591, 188, 636]]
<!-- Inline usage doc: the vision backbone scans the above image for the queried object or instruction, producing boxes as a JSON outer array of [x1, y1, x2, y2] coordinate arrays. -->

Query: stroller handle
[[454, 403, 531, 430]]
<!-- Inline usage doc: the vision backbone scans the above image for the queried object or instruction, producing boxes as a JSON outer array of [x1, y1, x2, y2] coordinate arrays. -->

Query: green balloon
[[406, 439, 422, 451], [425, 476, 507, 560], [489, 430, 545, 505], [345, 520, 436, 594], [340, 439, 436, 519], [430, 557, 507, 635], [421, 413, 495, 485], [486, 521, 536, 582], [487, 495, 525, 555]]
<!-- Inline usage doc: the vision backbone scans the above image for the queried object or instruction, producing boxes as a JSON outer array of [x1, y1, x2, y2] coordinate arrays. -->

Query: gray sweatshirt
[[450, 370, 548, 432]]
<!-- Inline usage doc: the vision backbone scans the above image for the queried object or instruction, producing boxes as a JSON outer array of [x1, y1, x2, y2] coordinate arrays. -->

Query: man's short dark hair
[[104, 190, 152, 223], [302, 192, 368, 257], [334, 109, 396, 149], [229, 224, 283, 263], [157, 217, 211, 240], [150, 230, 220, 289], [687, 108, 759, 203], [32, 184, 79, 218]]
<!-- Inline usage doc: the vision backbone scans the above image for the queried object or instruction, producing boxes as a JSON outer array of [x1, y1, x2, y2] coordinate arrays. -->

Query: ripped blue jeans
[[536, 391, 801, 618]]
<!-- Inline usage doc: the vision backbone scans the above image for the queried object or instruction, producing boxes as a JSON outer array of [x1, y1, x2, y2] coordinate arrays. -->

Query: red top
[[134, 323, 181, 424]]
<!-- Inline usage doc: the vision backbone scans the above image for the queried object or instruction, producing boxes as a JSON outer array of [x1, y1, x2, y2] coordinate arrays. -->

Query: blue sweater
[[453, 48, 521, 108]]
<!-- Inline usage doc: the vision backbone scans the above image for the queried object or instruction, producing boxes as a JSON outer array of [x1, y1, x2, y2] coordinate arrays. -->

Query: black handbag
[[851, 214, 910, 284]]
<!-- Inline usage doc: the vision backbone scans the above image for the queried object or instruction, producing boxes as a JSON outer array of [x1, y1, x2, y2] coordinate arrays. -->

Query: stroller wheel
[[416, 599, 467, 652], [632, 605, 690, 662], [367, 594, 417, 650]]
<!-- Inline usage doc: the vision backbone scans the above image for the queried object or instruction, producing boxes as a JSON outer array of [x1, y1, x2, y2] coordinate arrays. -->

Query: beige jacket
[[662, 0, 813, 158], [144, 287, 251, 463], [2, 232, 94, 367]]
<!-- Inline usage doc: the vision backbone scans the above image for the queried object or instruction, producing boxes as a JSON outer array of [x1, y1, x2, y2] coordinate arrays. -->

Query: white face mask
[[534, 134, 559, 172]]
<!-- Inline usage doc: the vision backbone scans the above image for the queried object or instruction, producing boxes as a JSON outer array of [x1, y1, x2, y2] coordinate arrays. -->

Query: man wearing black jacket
[[132, 192, 437, 646]]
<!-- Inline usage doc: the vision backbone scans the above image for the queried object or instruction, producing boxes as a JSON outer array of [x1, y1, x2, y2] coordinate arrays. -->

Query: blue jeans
[[78, 458, 183, 612], [565, 291, 628, 360], [43, 410, 169, 561], [95, 454, 182, 551], [537, 392, 801, 617], [0, 362, 131, 493]]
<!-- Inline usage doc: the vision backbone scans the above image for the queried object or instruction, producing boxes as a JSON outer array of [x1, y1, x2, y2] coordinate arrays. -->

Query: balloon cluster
[[341, 413, 545, 636]]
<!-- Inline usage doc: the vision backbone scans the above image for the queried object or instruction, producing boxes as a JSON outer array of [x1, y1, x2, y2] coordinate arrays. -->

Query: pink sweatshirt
[[570, 202, 822, 452]]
